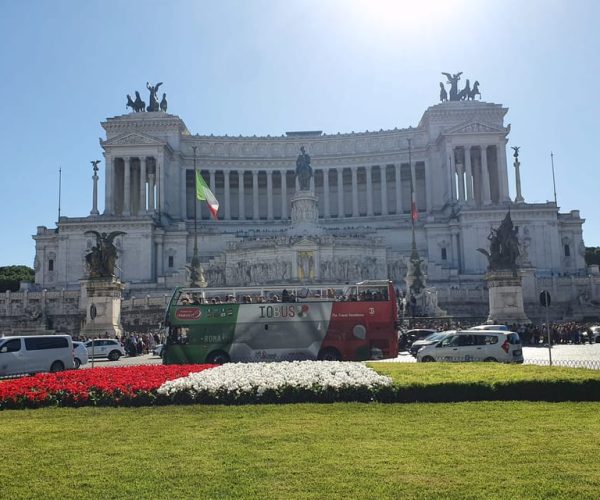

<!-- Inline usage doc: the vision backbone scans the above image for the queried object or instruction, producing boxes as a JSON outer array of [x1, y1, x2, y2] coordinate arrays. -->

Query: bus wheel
[[317, 348, 342, 361], [206, 351, 230, 365]]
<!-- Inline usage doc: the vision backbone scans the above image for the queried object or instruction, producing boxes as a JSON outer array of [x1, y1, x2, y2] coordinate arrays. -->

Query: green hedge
[[370, 363, 600, 402]]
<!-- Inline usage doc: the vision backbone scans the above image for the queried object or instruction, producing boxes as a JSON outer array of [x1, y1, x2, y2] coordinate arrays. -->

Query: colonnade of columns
[[189, 163, 428, 221], [448, 144, 509, 206], [104, 156, 160, 216]]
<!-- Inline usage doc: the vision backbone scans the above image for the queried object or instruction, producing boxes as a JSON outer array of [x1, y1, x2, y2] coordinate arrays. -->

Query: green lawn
[[2, 402, 600, 498]]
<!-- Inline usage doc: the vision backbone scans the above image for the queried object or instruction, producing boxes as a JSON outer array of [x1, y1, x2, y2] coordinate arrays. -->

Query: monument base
[[80, 277, 125, 338], [289, 190, 322, 236], [485, 270, 530, 324]]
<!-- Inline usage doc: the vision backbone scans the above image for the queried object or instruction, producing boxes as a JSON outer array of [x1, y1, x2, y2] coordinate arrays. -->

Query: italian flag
[[411, 189, 418, 222], [195, 170, 219, 219]]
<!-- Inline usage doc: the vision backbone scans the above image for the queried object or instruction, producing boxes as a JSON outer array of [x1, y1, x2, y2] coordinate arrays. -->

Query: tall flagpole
[[58, 167, 62, 224], [550, 151, 557, 207], [406, 138, 425, 307], [189, 146, 200, 287]]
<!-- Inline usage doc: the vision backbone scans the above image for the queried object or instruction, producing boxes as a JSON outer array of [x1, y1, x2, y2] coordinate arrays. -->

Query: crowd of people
[[402, 318, 600, 346]]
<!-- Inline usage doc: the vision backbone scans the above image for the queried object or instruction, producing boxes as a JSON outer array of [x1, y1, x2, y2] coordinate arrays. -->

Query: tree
[[0, 265, 34, 292], [585, 247, 600, 267]]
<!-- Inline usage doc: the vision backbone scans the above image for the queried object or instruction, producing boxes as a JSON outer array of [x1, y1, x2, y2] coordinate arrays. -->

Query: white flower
[[157, 361, 392, 402]]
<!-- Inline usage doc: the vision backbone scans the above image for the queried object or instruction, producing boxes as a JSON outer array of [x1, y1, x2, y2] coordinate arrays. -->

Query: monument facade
[[31, 77, 591, 320]]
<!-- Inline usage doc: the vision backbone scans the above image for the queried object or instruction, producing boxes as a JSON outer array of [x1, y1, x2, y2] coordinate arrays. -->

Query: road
[[81, 344, 600, 369]]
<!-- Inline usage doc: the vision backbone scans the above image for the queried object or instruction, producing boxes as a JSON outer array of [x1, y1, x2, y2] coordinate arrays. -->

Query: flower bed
[[0, 364, 213, 410], [158, 361, 393, 404]]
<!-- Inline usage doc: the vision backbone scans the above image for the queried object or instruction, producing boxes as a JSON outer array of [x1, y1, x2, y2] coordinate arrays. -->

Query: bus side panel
[[229, 302, 333, 362], [164, 304, 239, 364], [324, 300, 397, 360]]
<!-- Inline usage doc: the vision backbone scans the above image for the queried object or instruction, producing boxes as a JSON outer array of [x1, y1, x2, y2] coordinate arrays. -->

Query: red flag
[[411, 190, 418, 222]]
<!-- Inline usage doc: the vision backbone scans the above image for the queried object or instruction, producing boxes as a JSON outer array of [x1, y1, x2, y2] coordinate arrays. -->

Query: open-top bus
[[162, 280, 400, 364]]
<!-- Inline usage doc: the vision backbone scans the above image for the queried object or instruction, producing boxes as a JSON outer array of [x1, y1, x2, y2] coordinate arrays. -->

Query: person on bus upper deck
[[282, 289, 290, 303], [271, 295, 280, 303], [288, 292, 296, 302]]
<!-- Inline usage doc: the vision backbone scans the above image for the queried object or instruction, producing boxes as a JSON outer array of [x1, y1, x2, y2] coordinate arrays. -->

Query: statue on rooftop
[[84, 231, 126, 278], [295, 146, 313, 191], [146, 82, 163, 112]]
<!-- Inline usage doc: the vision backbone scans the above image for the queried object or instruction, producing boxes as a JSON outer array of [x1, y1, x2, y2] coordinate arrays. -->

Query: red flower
[[0, 364, 214, 410]]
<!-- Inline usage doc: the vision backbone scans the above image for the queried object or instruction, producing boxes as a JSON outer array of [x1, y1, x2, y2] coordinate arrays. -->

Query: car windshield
[[425, 332, 449, 342]]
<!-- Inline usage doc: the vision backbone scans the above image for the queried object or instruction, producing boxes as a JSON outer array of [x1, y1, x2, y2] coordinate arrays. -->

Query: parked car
[[409, 330, 454, 357], [152, 344, 164, 358], [0, 335, 74, 376], [404, 329, 438, 347], [84, 339, 126, 361], [470, 324, 509, 331], [416, 330, 523, 363], [582, 325, 600, 344], [72, 341, 89, 369]]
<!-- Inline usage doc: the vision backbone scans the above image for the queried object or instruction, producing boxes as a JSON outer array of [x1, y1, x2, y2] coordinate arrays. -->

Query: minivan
[[416, 330, 523, 363], [0, 335, 74, 376]]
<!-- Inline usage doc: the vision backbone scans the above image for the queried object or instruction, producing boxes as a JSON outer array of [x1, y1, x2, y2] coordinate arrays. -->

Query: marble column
[[224, 170, 231, 220], [336, 168, 344, 217], [395, 164, 402, 214], [456, 162, 466, 203], [280, 170, 288, 219], [481, 146, 492, 205], [366, 166, 373, 216], [464, 147, 474, 204], [381, 166, 388, 216], [323, 169, 330, 217], [238, 170, 246, 220], [266, 170, 273, 220], [447, 145, 456, 202], [157, 156, 164, 215], [252, 170, 259, 220], [514, 154, 524, 203], [104, 155, 114, 215], [351, 167, 358, 217], [139, 157, 147, 215], [498, 142, 511, 201], [91, 163, 99, 215], [148, 173, 156, 212], [123, 157, 131, 216]]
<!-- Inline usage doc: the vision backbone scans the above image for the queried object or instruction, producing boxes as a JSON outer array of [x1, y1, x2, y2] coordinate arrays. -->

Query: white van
[[416, 330, 523, 363], [0, 335, 74, 376]]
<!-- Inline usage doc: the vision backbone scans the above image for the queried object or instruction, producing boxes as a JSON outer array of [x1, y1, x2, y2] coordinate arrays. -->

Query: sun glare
[[345, 0, 465, 41]]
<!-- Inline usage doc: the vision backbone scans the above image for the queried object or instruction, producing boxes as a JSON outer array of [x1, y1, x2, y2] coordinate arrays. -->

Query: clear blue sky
[[1, 0, 598, 267]]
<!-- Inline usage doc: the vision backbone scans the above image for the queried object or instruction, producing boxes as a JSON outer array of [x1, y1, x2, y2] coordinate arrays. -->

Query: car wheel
[[50, 361, 65, 372], [206, 350, 230, 364], [317, 347, 342, 361], [74, 358, 81, 369], [484, 357, 498, 362], [108, 350, 121, 361], [421, 356, 435, 362]]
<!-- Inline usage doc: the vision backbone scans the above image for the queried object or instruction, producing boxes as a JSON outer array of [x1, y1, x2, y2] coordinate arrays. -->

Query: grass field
[[2, 402, 600, 499]]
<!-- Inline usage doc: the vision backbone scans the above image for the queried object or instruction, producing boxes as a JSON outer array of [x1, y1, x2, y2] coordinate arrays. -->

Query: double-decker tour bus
[[162, 280, 400, 364]]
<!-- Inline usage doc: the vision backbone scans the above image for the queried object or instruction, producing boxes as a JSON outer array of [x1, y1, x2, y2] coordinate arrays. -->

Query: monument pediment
[[102, 132, 165, 147], [445, 121, 507, 136]]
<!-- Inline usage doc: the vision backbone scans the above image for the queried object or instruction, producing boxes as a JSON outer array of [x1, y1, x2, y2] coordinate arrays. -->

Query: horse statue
[[442, 71, 462, 101], [295, 146, 313, 191], [160, 93, 168, 112], [467, 81, 481, 100], [126, 94, 136, 112], [84, 231, 126, 278], [146, 82, 163, 112], [439, 82, 448, 102], [456, 79, 471, 101], [134, 91, 145, 112], [477, 212, 520, 274]]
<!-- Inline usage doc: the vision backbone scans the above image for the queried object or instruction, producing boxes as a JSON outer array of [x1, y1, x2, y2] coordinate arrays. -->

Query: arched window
[[564, 244, 571, 257]]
